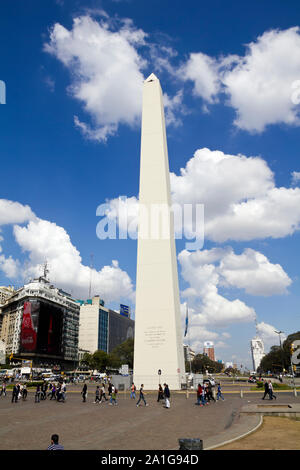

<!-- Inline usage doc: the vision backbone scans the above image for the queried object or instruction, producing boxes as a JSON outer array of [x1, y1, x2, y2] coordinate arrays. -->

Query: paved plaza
[[0, 383, 299, 450]]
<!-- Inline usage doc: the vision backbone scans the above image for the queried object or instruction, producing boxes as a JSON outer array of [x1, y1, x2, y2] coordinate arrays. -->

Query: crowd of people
[[0, 377, 280, 407]]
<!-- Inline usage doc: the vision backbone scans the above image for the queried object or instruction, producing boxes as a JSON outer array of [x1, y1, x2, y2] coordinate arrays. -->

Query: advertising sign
[[120, 304, 130, 317], [21, 302, 37, 351]]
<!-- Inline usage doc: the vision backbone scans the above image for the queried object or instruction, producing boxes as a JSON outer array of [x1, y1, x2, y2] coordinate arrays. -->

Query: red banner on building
[[21, 301, 37, 351]]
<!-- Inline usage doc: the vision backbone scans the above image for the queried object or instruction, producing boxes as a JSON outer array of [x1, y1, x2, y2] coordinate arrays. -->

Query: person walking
[[262, 380, 270, 400], [196, 383, 206, 406], [50, 383, 56, 400], [108, 382, 112, 399], [206, 383, 215, 402], [11, 384, 19, 403], [22, 384, 27, 400], [130, 383, 136, 399], [110, 385, 118, 405], [196, 383, 202, 406], [163, 383, 170, 409], [136, 384, 148, 407], [268, 380, 276, 400], [61, 382, 66, 402], [100, 383, 108, 402], [0, 381, 7, 397], [157, 384, 164, 402], [47, 434, 64, 450], [47, 383, 53, 398], [216, 383, 225, 401], [35, 384, 41, 403], [82, 383, 87, 402], [94, 386, 101, 403]]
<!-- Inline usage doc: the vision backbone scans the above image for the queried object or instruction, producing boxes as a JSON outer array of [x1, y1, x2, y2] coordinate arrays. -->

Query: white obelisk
[[133, 73, 185, 390]]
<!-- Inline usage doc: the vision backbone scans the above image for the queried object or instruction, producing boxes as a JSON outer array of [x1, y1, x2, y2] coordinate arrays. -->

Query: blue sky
[[1, 0, 300, 369]]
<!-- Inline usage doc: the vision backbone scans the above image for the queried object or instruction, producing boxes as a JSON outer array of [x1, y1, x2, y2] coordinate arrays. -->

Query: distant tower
[[203, 341, 215, 362], [250, 317, 265, 372], [133, 73, 185, 390]]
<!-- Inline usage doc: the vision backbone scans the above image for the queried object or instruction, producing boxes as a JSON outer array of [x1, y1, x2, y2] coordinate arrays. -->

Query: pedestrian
[[94, 386, 101, 403], [136, 384, 148, 407], [268, 380, 276, 400], [130, 383, 136, 399], [196, 383, 202, 405], [216, 383, 225, 401], [47, 383, 53, 398], [56, 384, 62, 401], [100, 383, 108, 402], [35, 384, 41, 403], [206, 383, 215, 402], [110, 385, 118, 405], [163, 383, 170, 408], [61, 382, 66, 402], [22, 384, 27, 400], [47, 434, 64, 450], [157, 384, 164, 402], [11, 384, 18, 403], [82, 383, 87, 402], [0, 381, 7, 397], [196, 383, 206, 406], [108, 382, 112, 398], [261, 380, 270, 400], [50, 383, 56, 400]]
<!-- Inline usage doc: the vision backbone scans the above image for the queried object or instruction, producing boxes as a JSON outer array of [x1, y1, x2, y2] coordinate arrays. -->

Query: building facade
[[78, 296, 134, 354], [250, 336, 265, 372], [0, 286, 15, 305], [203, 341, 215, 362], [0, 276, 80, 369]]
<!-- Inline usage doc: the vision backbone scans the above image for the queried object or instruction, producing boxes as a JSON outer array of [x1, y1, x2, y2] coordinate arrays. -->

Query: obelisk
[[133, 73, 185, 390]]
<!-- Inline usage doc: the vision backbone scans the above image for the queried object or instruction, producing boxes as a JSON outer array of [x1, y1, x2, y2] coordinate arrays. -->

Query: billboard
[[20, 301, 37, 351], [20, 300, 63, 356], [120, 304, 130, 318]]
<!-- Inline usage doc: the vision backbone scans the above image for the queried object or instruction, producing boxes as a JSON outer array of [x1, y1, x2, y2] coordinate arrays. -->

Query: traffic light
[[290, 343, 295, 355]]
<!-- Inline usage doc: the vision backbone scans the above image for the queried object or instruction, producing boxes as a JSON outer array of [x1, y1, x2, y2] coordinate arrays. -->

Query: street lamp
[[274, 330, 285, 373]]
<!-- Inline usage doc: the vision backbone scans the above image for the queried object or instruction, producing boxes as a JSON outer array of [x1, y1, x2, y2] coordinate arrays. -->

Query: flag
[[184, 304, 188, 337]]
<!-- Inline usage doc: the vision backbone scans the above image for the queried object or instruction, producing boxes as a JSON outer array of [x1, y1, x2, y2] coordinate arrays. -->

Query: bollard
[[240, 388, 243, 398], [178, 439, 203, 450]]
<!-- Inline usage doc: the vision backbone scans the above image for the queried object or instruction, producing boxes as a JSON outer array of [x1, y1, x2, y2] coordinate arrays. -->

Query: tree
[[110, 338, 134, 369], [190, 354, 223, 374], [259, 331, 300, 373]]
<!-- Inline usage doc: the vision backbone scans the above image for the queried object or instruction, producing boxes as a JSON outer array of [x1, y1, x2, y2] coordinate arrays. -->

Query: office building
[[0, 275, 80, 369], [203, 341, 215, 362], [78, 296, 134, 354]]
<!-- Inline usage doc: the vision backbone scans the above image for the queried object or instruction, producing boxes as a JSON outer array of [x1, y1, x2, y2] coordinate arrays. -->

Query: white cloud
[[0, 199, 36, 226], [170, 148, 300, 242], [107, 148, 300, 243], [44, 15, 146, 141], [12, 218, 135, 302], [181, 27, 300, 132], [218, 248, 292, 296], [178, 249, 256, 329], [291, 171, 300, 185], [257, 321, 287, 351]]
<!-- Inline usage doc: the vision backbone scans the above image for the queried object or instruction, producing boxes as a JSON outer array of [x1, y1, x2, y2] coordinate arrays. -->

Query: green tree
[[191, 354, 223, 374], [91, 350, 110, 372], [259, 331, 300, 373], [110, 338, 134, 369]]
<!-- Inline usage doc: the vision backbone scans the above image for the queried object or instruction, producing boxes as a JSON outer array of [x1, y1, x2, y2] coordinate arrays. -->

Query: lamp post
[[274, 330, 285, 374]]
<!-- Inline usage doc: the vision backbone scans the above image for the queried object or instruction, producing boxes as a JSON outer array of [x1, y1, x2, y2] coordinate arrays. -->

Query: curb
[[204, 414, 263, 450]]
